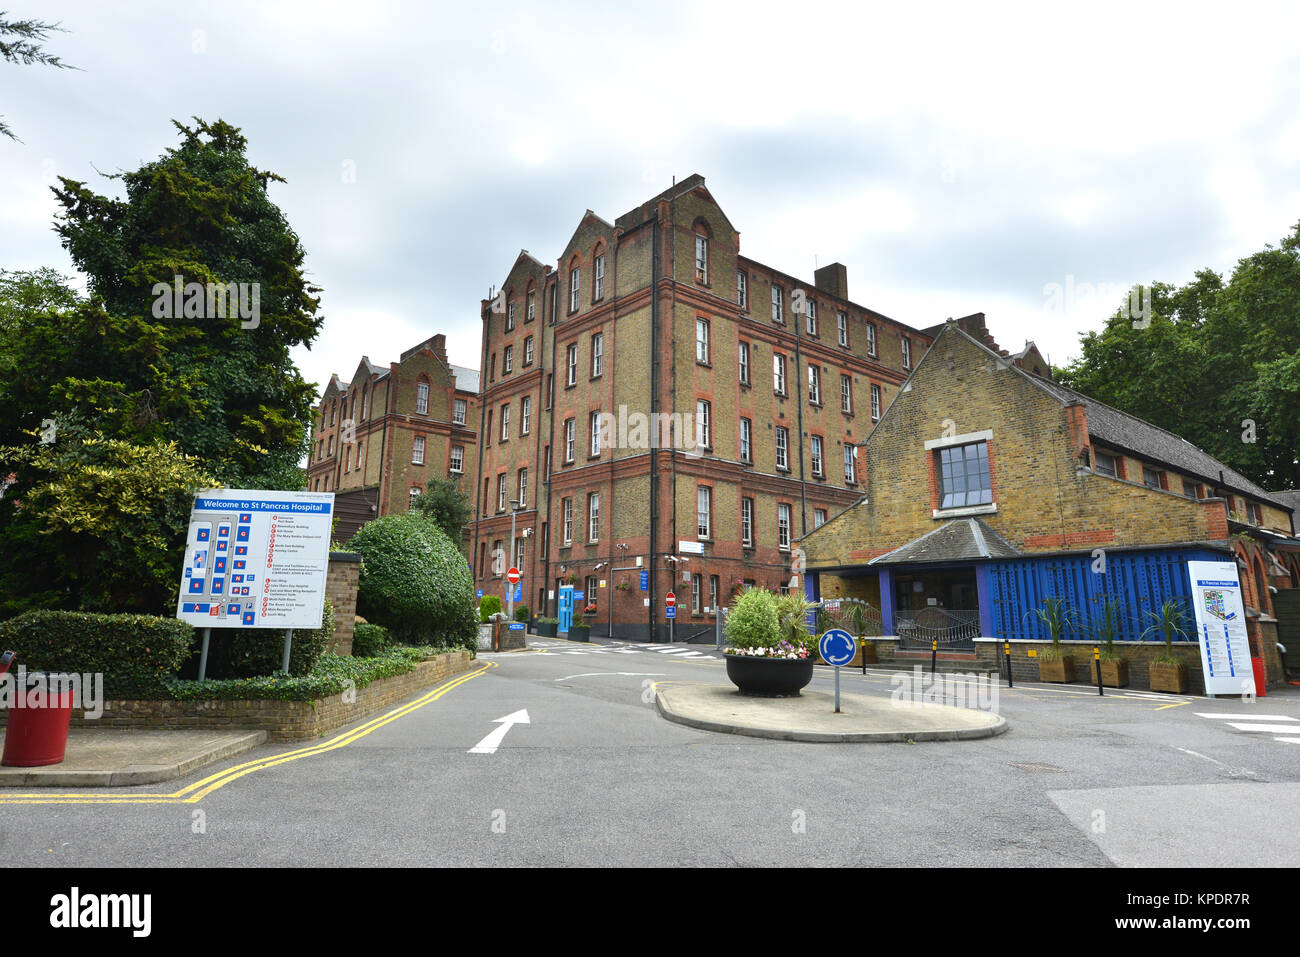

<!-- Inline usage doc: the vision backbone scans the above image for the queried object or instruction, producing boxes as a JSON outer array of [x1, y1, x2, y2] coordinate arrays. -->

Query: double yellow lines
[[0, 661, 495, 806]]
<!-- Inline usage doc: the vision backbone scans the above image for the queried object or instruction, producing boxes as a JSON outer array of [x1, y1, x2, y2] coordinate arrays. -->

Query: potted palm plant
[[1142, 598, 1194, 693], [848, 602, 877, 665], [723, 587, 815, 696], [1091, 597, 1128, 687], [1028, 596, 1078, 682]]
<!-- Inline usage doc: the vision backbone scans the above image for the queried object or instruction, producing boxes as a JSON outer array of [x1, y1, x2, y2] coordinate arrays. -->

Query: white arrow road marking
[[555, 672, 667, 681], [468, 709, 530, 754]]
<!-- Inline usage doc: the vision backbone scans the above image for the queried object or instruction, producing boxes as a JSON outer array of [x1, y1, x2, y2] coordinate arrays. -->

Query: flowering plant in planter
[[723, 587, 815, 659], [582, 602, 598, 619]]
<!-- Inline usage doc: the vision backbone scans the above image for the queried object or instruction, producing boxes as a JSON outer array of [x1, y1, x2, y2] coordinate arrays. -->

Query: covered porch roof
[[868, 518, 1021, 566]]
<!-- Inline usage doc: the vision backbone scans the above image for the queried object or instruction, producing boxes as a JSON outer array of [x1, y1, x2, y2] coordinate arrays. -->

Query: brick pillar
[[326, 551, 361, 656]]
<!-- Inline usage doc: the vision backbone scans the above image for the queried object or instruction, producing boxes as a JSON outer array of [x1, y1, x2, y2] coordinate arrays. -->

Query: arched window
[[361, 384, 369, 420], [592, 243, 606, 301], [1254, 555, 1269, 613]]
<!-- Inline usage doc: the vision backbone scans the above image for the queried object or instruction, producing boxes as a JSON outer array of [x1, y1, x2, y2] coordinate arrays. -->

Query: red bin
[[2, 670, 76, 767], [1250, 657, 1268, 698]]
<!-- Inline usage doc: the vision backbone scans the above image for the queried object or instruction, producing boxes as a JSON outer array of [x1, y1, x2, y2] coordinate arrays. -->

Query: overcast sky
[[4, 0, 1300, 393]]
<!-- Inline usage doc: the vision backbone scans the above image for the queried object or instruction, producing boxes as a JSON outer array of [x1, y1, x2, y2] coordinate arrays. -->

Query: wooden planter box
[[1098, 659, 1129, 688], [1038, 654, 1075, 683], [1148, 660, 1189, 694]]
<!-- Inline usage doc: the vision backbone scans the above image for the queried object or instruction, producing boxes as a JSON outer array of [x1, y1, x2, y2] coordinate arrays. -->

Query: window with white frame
[[866, 322, 877, 356], [840, 374, 852, 413], [692, 573, 703, 613], [696, 399, 710, 449], [449, 445, 464, 473], [844, 445, 857, 484], [453, 398, 467, 425], [696, 318, 710, 364], [526, 290, 535, 322], [811, 435, 824, 475], [740, 417, 752, 462], [590, 411, 602, 456], [497, 473, 507, 511], [771, 284, 783, 323], [503, 344, 513, 373], [514, 535, 525, 571], [562, 497, 573, 544], [697, 486, 711, 538], [937, 441, 993, 508], [524, 335, 534, 365], [409, 487, 421, 510], [837, 310, 848, 347], [871, 383, 882, 421], [738, 341, 750, 384], [412, 435, 425, 464], [500, 403, 510, 441], [569, 267, 580, 312], [416, 381, 429, 415], [546, 373, 554, 408], [591, 333, 603, 377], [1094, 450, 1118, 477], [695, 235, 708, 283], [741, 497, 754, 546], [773, 353, 787, 395], [737, 271, 747, 309], [566, 343, 578, 386], [588, 492, 600, 542], [521, 395, 531, 435], [507, 300, 515, 331], [518, 467, 527, 507], [814, 508, 827, 529], [709, 575, 718, 614], [805, 297, 817, 336], [901, 337, 912, 369], [564, 418, 575, 462], [492, 539, 502, 575], [775, 427, 789, 470], [778, 504, 791, 550], [808, 364, 821, 405], [594, 254, 605, 300]]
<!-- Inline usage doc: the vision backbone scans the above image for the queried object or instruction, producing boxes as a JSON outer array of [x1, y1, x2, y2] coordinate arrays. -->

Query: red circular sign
[[506, 567, 521, 584], [665, 591, 676, 606]]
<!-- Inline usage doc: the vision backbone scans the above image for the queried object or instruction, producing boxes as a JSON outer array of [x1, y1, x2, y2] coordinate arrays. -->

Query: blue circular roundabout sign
[[818, 628, 857, 667]]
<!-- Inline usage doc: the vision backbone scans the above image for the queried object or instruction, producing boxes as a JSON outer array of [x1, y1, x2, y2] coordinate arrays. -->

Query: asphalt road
[[2, 637, 1298, 867]]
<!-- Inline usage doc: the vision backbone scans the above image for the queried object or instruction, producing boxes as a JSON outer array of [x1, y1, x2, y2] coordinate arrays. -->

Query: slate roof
[[1269, 490, 1300, 534], [869, 519, 1021, 565], [450, 364, 480, 394]]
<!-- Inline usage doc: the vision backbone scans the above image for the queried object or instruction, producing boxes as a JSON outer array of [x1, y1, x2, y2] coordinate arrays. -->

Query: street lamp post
[[508, 499, 521, 621]]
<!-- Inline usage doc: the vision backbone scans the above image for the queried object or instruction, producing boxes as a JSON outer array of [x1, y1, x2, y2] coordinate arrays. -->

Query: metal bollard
[[1004, 640, 1013, 688], [1094, 646, 1104, 696]]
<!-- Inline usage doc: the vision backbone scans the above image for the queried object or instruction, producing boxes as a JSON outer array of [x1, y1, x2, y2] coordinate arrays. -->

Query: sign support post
[[198, 628, 212, 682], [282, 629, 294, 674], [818, 629, 856, 714]]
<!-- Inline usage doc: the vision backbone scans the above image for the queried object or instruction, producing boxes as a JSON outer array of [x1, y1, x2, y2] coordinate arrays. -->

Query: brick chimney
[[432, 334, 447, 363], [814, 262, 848, 300]]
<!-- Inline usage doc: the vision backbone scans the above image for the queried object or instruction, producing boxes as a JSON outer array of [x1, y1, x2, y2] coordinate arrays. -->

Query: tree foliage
[[409, 475, 472, 550], [0, 10, 75, 141], [1057, 222, 1300, 489]]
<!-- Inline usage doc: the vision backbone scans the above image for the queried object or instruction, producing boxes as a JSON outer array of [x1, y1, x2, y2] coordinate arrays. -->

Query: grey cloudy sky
[[4, 0, 1300, 393]]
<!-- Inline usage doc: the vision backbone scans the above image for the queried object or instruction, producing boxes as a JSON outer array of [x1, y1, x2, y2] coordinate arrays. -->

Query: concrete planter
[[567, 623, 591, 642], [1099, 659, 1129, 688], [1037, 653, 1075, 683], [535, 621, 557, 638], [1149, 660, 1189, 693], [725, 654, 814, 697]]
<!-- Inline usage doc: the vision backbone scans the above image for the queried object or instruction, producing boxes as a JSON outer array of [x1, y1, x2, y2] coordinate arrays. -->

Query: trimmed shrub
[[0, 610, 193, 697], [351, 622, 391, 658], [165, 646, 437, 701], [723, 587, 781, 650], [513, 604, 530, 622], [479, 594, 501, 623], [349, 514, 477, 650]]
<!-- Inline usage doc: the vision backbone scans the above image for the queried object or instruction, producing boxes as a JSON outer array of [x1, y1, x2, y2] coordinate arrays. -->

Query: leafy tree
[[0, 10, 75, 141], [11, 117, 324, 489], [1057, 222, 1300, 489], [410, 475, 472, 549]]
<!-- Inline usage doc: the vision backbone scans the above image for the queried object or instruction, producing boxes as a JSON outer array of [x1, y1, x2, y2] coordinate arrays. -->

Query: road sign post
[[818, 628, 856, 714]]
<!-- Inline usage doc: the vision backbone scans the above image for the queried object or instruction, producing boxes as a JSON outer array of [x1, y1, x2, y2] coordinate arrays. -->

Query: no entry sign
[[506, 567, 521, 585]]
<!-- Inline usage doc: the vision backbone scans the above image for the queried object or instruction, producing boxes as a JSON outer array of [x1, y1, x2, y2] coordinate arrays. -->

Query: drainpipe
[[648, 214, 660, 642], [793, 289, 809, 536], [471, 297, 490, 587]]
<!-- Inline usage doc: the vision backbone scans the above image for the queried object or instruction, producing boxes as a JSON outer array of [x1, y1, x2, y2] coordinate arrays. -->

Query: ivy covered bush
[[0, 611, 194, 697], [351, 622, 391, 658], [178, 600, 337, 679], [348, 513, 477, 650]]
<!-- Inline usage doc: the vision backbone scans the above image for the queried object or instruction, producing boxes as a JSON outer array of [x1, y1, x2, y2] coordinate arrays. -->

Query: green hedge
[[0, 611, 193, 697], [351, 622, 390, 658], [513, 604, 530, 622], [179, 599, 336, 679], [479, 594, 501, 623], [165, 646, 435, 701]]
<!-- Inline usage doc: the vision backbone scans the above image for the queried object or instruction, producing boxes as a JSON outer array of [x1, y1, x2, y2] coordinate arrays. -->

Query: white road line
[[1195, 713, 1297, 720], [1278, 738, 1300, 745], [1226, 723, 1300, 733], [555, 672, 667, 681], [1176, 747, 1227, 766]]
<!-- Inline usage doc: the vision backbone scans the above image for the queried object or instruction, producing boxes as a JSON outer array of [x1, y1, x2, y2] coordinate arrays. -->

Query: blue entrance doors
[[558, 585, 574, 634]]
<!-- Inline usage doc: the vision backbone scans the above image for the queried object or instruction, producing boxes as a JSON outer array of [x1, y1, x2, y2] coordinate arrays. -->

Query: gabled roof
[[868, 519, 1021, 565], [450, 364, 480, 394], [937, 323, 1293, 513]]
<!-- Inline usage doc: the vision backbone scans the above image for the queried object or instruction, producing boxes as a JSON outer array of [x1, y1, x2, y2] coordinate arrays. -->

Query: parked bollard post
[[930, 638, 937, 676], [1094, 645, 1104, 697], [861, 637, 867, 676], [1004, 640, 1013, 688]]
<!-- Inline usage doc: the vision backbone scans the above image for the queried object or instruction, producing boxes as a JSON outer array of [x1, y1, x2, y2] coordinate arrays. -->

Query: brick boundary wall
[[1, 651, 477, 742]]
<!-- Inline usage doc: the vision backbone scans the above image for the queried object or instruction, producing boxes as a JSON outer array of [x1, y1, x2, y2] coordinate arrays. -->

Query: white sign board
[[677, 540, 705, 555], [176, 488, 334, 630], [1187, 560, 1255, 697]]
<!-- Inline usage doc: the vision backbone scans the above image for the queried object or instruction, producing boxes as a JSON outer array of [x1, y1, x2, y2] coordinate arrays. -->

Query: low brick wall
[[326, 551, 361, 656], [974, 639, 1219, 692], [1, 651, 477, 742]]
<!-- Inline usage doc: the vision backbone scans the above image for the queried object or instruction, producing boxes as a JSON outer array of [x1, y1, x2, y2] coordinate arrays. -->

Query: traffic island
[[0, 728, 266, 787], [655, 683, 1007, 742]]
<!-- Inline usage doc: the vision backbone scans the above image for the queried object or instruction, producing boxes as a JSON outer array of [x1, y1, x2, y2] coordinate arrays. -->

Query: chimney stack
[[432, 333, 447, 362], [814, 262, 848, 300]]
